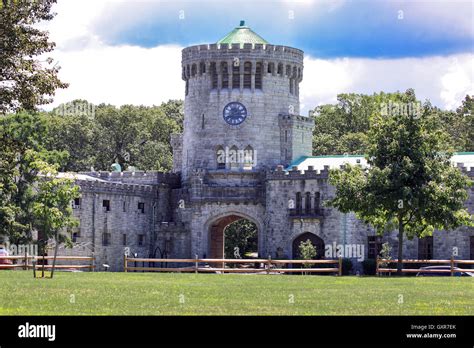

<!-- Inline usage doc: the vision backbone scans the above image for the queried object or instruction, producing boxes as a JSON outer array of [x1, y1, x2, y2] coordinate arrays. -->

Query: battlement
[[266, 165, 330, 180], [456, 163, 474, 177], [78, 171, 181, 186], [279, 114, 315, 128], [182, 43, 303, 61], [77, 179, 155, 196]]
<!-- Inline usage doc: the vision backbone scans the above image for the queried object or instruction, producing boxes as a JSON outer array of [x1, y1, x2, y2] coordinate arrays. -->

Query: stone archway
[[292, 232, 325, 259], [209, 215, 243, 259]]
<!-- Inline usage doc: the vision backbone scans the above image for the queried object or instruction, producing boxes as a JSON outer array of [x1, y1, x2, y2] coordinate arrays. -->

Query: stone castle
[[65, 22, 474, 271]]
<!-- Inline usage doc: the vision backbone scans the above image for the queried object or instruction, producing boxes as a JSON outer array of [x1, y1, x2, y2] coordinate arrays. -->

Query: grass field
[[0, 271, 472, 315]]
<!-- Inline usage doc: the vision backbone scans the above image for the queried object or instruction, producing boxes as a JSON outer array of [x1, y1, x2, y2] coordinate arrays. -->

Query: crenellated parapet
[[78, 171, 181, 187], [266, 165, 330, 181], [456, 163, 474, 178], [182, 43, 303, 94], [77, 179, 155, 197]]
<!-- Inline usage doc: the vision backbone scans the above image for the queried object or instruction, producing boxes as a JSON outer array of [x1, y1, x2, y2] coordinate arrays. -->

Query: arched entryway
[[208, 214, 259, 259], [292, 232, 325, 259]]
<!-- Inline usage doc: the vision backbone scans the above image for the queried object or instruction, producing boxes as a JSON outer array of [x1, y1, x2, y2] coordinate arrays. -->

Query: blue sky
[[92, 0, 473, 58], [43, 0, 473, 113]]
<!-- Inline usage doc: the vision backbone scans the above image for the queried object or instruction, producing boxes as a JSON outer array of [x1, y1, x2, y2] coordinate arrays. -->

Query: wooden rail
[[376, 257, 474, 276], [124, 255, 342, 275], [0, 255, 95, 271]]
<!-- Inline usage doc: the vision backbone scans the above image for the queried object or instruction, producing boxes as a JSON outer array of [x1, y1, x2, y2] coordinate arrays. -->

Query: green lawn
[[0, 271, 472, 315]]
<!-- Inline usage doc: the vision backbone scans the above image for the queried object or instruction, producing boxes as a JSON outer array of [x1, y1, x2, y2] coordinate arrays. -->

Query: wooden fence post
[[195, 254, 198, 274], [338, 257, 342, 276], [124, 254, 127, 273], [376, 256, 379, 276], [450, 256, 454, 277], [266, 255, 271, 275], [24, 250, 28, 271], [91, 256, 95, 272]]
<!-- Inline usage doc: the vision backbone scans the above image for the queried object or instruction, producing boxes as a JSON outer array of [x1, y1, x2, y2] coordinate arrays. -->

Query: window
[[314, 192, 321, 214], [228, 146, 239, 170], [221, 62, 229, 89], [210, 62, 217, 88], [289, 78, 294, 94], [255, 62, 262, 89], [138, 234, 145, 246], [267, 62, 274, 74], [201, 114, 205, 129], [368, 236, 383, 259], [216, 146, 225, 169], [243, 62, 251, 88], [138, 202, 145, 214], [122, 234, 127, 246], [191, 64, 197, 77], [199, 61, 205, 75], [72, 230, 80, 243], [295, 192, 302, 214], [305, 192, 311, 214], [284, 130, 288, 143], [243, 145, 253, 170], [123, 201, 126, 212], [232, 63, 240, 89], [185, 80, 188, 96], [72, 197, 81, 209], [102, 232, 111, 246], [418, 236, 433, 260], [277, 63, 283, 75], [102, 200, 110, 212]]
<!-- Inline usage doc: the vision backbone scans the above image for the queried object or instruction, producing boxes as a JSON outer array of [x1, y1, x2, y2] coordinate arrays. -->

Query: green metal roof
[[217, 20, 268, 46]]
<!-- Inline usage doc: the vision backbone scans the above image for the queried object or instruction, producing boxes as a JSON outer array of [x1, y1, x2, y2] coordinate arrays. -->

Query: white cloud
[[300, 54, 474, 115], [41, 0, 473, 113]]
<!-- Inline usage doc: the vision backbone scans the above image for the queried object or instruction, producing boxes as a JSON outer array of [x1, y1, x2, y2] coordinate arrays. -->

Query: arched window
[[191, 64, 197, 77], [255, 62, 262, 89], [229, 145, 239, 170], [314, 192, 321, 214], [295, 192, 302, 214], [216, 146, 225, 169], [289, 78, 294, 94], [199, 62, 206, 75], [243, 62, 251, 89], [210, 62, 217, 89], [221, 62, 229, 89], [286, 65, 291, 77], [243, 145, 254, 170], [277, 63, 283, 76], [267, 62, 274, 74], [232, 63, 240, 89], [305, 192, 311, 213]]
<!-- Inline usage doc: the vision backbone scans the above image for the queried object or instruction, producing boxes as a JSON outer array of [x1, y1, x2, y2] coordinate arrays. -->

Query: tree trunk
[[397, 215, 404, 275], [50, 232, 59, 279]]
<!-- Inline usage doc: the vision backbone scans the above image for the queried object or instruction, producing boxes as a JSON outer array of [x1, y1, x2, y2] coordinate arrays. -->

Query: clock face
[[223, 102, 247, 125]]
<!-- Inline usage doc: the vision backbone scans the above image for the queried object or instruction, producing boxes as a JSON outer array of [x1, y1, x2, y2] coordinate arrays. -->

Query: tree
[[224, 219, 258, 259], [33, 164, 79, 278], [0, 112, 67, 245], [0, 0, 67, 113], [298, 239, 317, 273], [328, 94, 473, 274]]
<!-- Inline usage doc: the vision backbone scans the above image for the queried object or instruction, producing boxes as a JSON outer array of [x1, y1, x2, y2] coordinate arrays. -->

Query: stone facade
[[66, 26, 474, 272]]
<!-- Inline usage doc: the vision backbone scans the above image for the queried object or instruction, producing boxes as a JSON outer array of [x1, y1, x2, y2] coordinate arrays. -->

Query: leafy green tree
[[33, 164, 79, 278], [224, 219, 258, 259], [328, 95, 473, 274], [0, 112, 67, 245], [298, 239, 317, 271], [0, 0, 67, 113]]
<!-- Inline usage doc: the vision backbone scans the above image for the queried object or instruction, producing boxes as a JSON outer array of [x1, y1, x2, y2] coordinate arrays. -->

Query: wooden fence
[[124, 256, 343, 275], [376, 257, 474, 276], [0, 255, 95, 271]]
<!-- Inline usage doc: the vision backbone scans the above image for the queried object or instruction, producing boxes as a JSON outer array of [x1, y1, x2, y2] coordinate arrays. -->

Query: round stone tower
[[178, 21, 310, 181]]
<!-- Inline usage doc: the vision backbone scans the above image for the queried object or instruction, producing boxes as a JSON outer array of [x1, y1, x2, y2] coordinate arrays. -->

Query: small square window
[[102, 200, 110, 212], [138, 202, 145, 214], [102, 233, 111, 246], [138, 234, 145, 246]]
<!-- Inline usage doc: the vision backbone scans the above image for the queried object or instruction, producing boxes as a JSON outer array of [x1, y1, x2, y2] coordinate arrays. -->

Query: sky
[[40, 0, 474, 114]]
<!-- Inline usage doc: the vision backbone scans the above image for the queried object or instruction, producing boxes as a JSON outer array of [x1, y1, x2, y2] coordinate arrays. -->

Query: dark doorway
[[292, 232, 325, 259]]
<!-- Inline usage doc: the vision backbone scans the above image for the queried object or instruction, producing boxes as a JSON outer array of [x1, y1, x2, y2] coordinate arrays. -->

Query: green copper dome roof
[[217, 20, 269, 46]]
